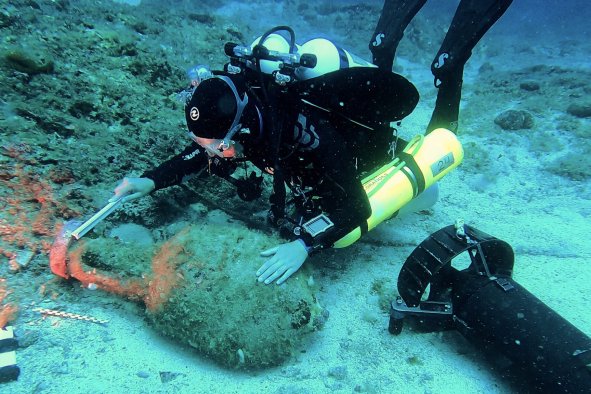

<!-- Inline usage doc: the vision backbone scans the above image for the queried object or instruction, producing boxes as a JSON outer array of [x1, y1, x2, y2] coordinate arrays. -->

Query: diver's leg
[[370, 0, 428, 70], [426, 65, 464, 133], [427, 0, 513, 133]]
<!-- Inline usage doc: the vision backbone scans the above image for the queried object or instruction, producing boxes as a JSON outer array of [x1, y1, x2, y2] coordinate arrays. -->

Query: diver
[[112, 28, 423, 285], [370, 0, 513, 133], [111, 24, 452, 286]]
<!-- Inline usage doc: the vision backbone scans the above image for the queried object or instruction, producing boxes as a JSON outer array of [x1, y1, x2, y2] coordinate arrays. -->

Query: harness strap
[[397, 152, 426, 196]]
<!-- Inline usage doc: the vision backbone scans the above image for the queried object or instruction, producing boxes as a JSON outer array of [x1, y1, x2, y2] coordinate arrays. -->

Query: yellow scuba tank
[[333, 128, 464, 248]]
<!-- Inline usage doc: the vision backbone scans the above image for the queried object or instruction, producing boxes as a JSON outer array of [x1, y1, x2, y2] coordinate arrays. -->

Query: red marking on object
[[49, 224, 70, 279]]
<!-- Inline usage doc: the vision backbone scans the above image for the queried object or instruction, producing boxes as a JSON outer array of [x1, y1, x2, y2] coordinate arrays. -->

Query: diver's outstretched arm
[[369, 0, 428, 70], [427, 0, 513, 133]]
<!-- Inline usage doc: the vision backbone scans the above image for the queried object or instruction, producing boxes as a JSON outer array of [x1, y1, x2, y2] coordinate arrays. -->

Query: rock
[[14, 249, 35, 268], [566, 103, 591, 118], [328, 365, 348, 380], [16, 329, 40, 348], [188, 13, 216, 25], [478, 62, 494, 74], [494, 110, 534, 130], [109, 223, 154, 245], [0, 10, 16, 28], [159, 371, 184, 383], [519, 81, 540, 91]]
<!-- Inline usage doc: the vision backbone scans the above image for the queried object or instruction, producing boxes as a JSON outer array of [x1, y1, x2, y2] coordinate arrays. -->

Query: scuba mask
[[188, 133, 244, 159]]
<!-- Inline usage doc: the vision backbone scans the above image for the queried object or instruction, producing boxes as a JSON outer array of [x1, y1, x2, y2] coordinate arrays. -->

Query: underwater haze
[[1, 0, 590, 393]]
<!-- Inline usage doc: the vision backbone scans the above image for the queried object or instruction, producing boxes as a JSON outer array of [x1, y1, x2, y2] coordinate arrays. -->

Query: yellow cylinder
[[333, 128, 463, 248]]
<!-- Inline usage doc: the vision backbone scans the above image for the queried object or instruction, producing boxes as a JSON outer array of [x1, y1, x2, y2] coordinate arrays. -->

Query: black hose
[[258, 25, 297, 54], [251, 26, 298, 221]]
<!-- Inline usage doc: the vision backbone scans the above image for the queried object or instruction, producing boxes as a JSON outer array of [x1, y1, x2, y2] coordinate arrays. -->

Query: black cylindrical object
[[224, 42, 238, 58], [393, 224, 591, 393], [452, 270, 591, 393], [299, 53, 317, 69]]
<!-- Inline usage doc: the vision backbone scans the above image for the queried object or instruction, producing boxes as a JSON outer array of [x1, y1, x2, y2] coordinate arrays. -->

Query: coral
[[0, 278, 18, 329], [0, 144, 78, 254], [144, 234, 186, 312], [48, 223, 70, 279], [0, 142, 80, 319], [2, 149, 61, 237]]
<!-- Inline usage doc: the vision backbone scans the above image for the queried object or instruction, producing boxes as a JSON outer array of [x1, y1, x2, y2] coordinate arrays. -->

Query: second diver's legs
[[427, 0, 514, 133], [370, 0, 428, 70]]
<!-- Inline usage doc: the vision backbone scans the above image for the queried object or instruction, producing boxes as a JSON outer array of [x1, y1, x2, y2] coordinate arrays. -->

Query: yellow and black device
[[334, 128, 464, 248]]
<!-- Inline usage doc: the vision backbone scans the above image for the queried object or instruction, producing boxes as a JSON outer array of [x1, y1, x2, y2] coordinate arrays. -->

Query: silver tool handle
[[69, 198, 123, 240]]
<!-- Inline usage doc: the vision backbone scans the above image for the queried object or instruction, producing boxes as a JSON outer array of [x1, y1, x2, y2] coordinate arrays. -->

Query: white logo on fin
[[434, 53, 449, 69], [372, 33, 385, 47]]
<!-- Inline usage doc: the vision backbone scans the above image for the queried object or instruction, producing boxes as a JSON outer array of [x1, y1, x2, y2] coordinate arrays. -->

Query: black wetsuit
[[370, 0, 513, 132], [142, 73, 399, 252]]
